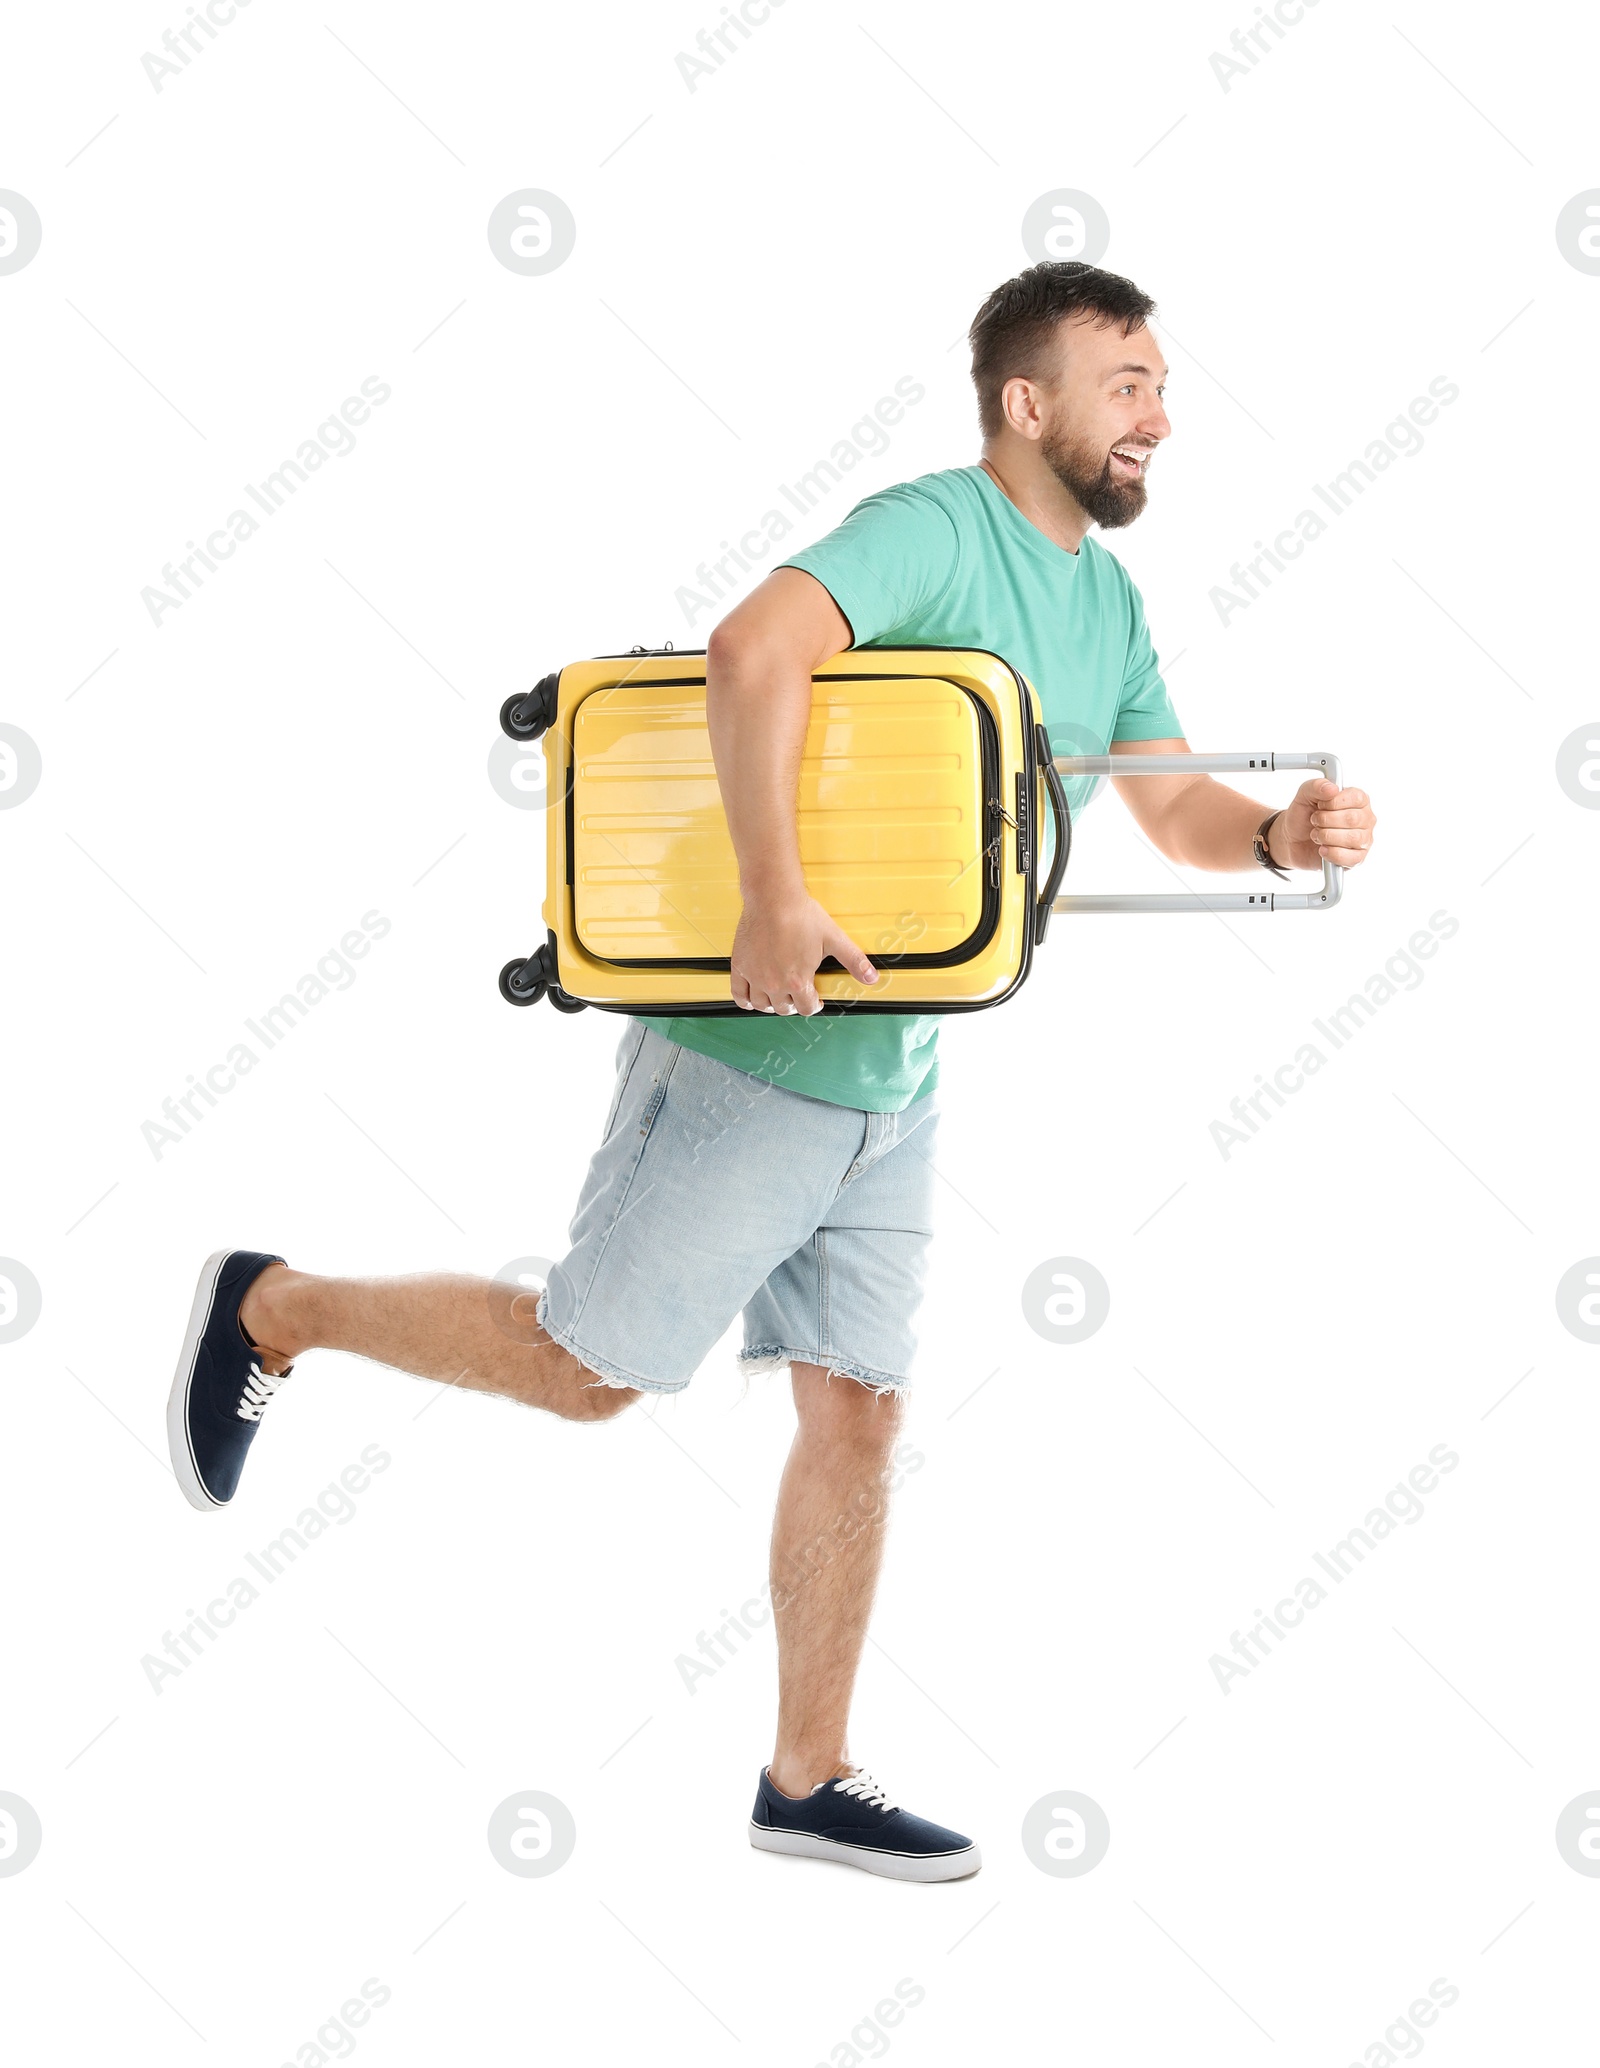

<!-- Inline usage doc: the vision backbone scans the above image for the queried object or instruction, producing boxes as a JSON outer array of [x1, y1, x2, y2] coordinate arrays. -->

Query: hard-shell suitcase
[[497, 645, 1343, 1015]]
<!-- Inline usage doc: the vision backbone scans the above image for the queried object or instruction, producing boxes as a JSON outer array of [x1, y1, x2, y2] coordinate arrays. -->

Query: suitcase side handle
[[1050, 751, 1344, 914], [1033, 724, 1072, 947]]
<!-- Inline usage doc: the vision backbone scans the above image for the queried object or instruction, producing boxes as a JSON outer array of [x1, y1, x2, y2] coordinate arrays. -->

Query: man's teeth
[[1112, 446, 1149, 468]]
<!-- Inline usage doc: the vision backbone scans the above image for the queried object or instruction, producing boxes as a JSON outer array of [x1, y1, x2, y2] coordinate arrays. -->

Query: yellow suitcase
[[497, 646, 1065, 1015], [495, 645, 1345, 1016]]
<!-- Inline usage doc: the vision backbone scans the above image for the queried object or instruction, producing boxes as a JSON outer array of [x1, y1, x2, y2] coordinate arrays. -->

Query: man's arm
[[1108, 737, 1376, 872], [705, 568, 881, 1015]]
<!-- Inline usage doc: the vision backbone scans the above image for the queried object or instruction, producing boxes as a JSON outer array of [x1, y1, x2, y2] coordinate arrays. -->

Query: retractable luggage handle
[[1046, 750, 1345, 917]]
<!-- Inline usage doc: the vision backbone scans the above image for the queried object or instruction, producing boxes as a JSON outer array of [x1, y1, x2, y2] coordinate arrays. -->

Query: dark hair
[[968, 261, 1158, 438]]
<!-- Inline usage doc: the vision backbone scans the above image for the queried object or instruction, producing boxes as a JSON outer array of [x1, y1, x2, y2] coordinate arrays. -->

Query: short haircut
[[968, 260, 1158, 438]]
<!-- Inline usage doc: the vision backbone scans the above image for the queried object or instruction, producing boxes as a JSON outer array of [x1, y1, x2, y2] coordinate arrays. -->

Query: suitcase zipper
[[986, 796, 1018, 886]]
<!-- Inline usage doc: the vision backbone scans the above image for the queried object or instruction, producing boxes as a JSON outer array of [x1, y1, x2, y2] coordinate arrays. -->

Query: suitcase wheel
[[547, 985, 586, 1014], [499, 955, 547, 1007], [500, 673, 559, 741]]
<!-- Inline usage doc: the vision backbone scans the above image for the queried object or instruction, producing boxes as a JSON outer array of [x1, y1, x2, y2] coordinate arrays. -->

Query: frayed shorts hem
[[536, 1292, 690, 1397], [737, 1343, 909, 1397]]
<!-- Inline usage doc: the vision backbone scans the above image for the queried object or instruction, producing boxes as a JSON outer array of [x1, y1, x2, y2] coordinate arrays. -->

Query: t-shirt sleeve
[[776, 485, 961, 647], [1112, 576, 1184, 741]]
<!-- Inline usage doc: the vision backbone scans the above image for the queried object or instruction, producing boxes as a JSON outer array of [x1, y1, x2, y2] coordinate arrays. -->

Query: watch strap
[[1253, 809, 1290, 880]]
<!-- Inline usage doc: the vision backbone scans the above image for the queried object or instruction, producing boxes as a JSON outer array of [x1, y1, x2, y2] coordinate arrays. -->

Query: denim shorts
[[536, 1019, 939, 1395]]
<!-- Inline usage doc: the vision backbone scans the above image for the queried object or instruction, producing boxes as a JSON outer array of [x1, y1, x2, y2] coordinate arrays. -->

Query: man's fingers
[[1306, 774, 1375, 872], [747, 978, 818, 1015], [733, 907, 877, 1018], [789, 976, 821, 1017]]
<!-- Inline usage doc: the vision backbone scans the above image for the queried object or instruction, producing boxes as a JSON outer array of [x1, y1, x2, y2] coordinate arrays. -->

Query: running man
[[167, 260, 1376, 1882]]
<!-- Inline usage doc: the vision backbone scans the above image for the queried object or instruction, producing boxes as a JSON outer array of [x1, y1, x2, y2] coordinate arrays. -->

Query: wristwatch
[[1252, 809, 1290, 880]]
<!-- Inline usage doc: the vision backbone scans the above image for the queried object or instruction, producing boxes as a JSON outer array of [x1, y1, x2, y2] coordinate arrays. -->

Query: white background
[[3, 0, 1597, 2061]]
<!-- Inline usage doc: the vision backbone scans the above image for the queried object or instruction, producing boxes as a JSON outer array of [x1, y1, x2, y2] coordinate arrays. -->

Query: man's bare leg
[[766, 1364, 905, 1797], [238, 1264, 639, 1422], [243, 1279, 895, 1779]]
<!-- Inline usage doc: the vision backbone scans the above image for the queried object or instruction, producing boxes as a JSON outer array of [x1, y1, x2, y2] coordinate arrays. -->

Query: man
[[167, 261, 1376, 1883]]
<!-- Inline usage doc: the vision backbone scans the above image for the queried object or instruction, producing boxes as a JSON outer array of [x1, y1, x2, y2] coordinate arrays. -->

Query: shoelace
[[236, 1361, 291, 1422], [831, 1770, 899, 1813]]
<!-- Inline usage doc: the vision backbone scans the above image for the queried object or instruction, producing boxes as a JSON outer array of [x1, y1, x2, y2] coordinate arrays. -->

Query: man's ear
[[1000, 374, 1045, 442]]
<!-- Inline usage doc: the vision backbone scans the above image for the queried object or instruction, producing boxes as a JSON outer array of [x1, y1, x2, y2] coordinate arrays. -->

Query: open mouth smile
[[1109, 444, 1153, 480]]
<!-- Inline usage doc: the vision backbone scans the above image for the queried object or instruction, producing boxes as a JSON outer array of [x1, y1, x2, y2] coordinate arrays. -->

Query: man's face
[[1034, 316, 1170, 530]]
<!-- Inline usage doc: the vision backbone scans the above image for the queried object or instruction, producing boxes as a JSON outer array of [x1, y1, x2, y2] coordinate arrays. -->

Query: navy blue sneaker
[[750, 1766, 980, 1881], [167, 1250, 294, 1510]]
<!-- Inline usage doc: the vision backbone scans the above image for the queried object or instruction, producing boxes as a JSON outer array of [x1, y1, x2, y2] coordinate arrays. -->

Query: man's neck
[[978, 451, 1087, 555]]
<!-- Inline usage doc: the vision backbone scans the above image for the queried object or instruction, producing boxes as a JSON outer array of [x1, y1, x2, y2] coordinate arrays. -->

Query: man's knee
[[531, 1332, 641, 1421], [569, 1374, 641, 1422], [793, 1363, 906, 1446]]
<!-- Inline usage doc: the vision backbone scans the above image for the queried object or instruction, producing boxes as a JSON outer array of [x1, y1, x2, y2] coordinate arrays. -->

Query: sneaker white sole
[[749, 1823, 981, 1882], [166, 1248, 234, 1511]]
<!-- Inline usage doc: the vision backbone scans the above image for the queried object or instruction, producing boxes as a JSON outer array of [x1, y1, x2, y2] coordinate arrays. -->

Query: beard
[[1040, 417, 1148, 531]]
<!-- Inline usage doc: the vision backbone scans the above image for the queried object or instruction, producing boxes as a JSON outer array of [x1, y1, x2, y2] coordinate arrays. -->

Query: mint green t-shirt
[[641, 464, 1183, 1110]]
